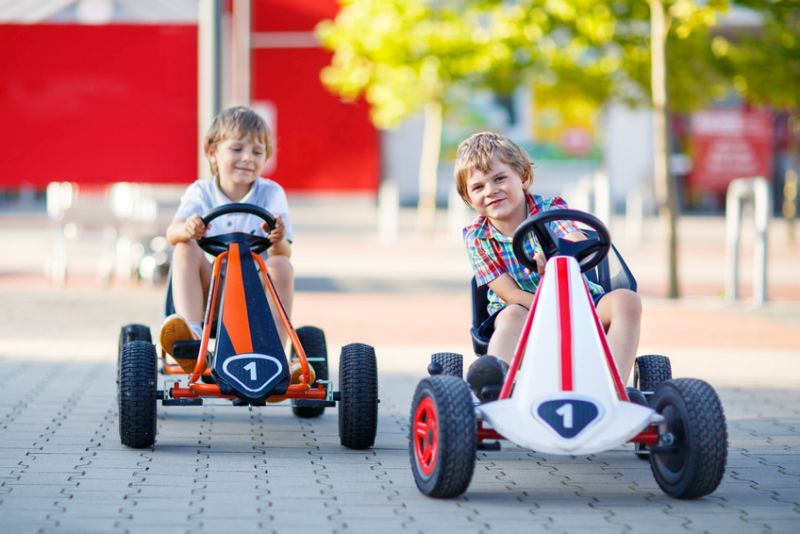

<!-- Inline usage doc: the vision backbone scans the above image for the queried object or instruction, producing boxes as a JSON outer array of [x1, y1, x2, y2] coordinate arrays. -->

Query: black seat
[[469, 235, 637, 356]]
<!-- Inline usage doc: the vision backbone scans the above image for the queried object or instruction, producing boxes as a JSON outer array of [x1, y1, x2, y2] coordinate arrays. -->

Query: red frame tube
[[630, 427, 659, 445], [499, 281, 543, 400], [477, 421, 505, 442]]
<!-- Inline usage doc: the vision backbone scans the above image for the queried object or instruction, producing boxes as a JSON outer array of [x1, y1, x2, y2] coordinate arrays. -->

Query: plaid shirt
[[464, 194, 605, 316]]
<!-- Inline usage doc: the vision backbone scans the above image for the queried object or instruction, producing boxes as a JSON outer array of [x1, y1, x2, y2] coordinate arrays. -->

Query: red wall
[[0, 2, 379, 192], [0, 24, 198, 187], [251, 0, 378, 192]]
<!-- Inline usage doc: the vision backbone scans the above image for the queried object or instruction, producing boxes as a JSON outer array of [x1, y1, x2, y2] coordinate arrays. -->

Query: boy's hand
[[532, 251, 546, 275], [185, 215, 208, 240], [262, 216, 286, 244]]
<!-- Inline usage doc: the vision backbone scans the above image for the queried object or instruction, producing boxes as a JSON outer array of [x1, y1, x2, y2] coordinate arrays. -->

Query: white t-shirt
[[175, 177, 293, 242]]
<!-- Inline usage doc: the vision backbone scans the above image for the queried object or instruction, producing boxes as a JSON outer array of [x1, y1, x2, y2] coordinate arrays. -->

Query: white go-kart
[[409, 209, 727, 499]]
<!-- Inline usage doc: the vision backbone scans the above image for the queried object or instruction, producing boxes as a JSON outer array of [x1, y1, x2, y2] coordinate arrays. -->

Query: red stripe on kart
[[581, 279, 628, 401], [222, 243, 253, 355], [499, 271, 543, 400], [556, 258, 574, 391]]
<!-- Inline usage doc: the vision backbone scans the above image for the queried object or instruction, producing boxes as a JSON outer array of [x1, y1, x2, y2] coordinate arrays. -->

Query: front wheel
[[649, 378, 727, 499], [409, 376, 476, 498], [338, 343, 378, 449], [119, 341, 158, 448]]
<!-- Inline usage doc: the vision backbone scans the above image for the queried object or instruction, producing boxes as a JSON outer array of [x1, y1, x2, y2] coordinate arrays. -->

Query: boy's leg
[[595, 289, 642, 383], [263, 255, 294, 345], [171, 241, 212, 324], [487, 304, 528, 364]]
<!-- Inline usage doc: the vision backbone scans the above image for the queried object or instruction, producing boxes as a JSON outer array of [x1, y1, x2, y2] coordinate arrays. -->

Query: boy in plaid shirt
[[455, 132, 641, 394]]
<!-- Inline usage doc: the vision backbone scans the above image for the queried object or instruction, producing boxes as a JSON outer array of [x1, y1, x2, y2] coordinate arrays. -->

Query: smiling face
[[465, 156, 531, 234], [208, 135, 269, 199]]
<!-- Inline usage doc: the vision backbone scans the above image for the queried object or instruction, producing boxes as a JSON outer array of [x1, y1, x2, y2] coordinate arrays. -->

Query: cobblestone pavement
[[1, 201, 799, 533]]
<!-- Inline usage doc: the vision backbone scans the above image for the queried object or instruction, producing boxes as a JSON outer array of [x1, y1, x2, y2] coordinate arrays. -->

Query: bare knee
[[609, 289, 641, 323], [265, 255, 294, 282], [172, 241, 204, 267], [493, 304, 528, 333]]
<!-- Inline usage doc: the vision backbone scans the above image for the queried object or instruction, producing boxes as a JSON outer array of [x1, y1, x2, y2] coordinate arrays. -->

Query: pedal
[[478, 441, 501, 451], [162, 398, 203, 406], [172, 340, 201, 358]]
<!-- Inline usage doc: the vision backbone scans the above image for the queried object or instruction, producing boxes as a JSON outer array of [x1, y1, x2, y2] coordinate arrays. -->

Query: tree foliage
[[710, 0, 800, 110], [316, 0, 793, 128]]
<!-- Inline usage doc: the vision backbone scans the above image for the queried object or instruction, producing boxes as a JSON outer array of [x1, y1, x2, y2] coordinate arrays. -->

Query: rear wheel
[[430, 352, 463, 378], [119, 341, 158, 448], [292, 326, 329, 418], [634, 355, 672, 393], [409, 376, 476, 498], [338, 343, 378, 449], [632, 355, 672, 460], [649, 378, 727, 499], [118, 324, 151, 382]]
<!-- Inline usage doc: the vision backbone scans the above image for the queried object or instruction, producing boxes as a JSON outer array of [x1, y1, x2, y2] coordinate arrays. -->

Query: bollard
[[564, 172, 611, 225], [625, 189, 644, 245], [725, 177, 771, 306], [593, 171, 612, 225], [447, 187, 471, 242], [378, 179, 400, 242]]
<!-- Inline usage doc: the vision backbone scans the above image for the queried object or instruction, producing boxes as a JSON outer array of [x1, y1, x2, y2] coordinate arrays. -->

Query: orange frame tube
[[166, 248, 320, 402]]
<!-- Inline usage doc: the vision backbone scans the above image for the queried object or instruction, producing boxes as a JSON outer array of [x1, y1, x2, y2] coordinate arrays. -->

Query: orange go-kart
[[117, 203, 378, 450]]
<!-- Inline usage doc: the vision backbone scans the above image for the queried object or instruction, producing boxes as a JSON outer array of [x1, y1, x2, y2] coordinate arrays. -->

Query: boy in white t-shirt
[[160, 106, 297, 374]]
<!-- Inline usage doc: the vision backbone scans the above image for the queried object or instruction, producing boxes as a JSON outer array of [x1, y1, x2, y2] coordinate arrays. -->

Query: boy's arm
[[487, 273, 535, 309], [262, 216, 292, 258], [166, 215, 207, 245], [268, 239, 292, 257]]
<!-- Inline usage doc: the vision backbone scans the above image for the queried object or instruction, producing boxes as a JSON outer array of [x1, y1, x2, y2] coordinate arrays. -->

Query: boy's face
[[465, 156, 530, 223], [208, 134, 269, 188]]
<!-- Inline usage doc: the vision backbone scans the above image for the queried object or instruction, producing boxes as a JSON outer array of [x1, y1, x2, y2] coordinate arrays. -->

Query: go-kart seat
[[470, 232, 637, 355]]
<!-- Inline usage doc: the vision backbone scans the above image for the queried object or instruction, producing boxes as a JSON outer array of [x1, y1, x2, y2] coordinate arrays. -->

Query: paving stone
[[2, 256, 800, 533]]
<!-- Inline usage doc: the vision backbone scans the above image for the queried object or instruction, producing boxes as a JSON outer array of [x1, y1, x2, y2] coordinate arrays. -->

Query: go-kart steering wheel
[[512, 208, 611, 273], [198, 203, 276, 256]]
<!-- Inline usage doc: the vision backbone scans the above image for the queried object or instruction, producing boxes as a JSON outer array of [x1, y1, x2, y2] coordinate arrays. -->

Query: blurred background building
[[0, 0, 796, 215]]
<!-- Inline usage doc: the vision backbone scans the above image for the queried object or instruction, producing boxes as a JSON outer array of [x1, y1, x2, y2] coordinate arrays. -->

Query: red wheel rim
[[413, 396, 438, 477]]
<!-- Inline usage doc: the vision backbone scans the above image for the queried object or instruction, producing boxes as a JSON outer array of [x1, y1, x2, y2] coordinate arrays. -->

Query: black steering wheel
[[197, 203, 276, 256], [512, 208, 611, 273]]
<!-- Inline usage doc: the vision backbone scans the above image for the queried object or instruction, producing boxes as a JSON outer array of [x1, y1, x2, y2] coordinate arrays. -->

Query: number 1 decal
[[244, 361, 257, 381], [536, 398, 601, 439], [555, 403, 574, 429]]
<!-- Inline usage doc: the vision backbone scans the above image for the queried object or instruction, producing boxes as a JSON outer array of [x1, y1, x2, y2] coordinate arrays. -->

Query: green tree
[[317, 0, 795, 295]]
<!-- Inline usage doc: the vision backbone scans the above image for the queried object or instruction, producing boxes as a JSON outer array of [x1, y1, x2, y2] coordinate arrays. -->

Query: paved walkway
[[0, 197, 798, 533]]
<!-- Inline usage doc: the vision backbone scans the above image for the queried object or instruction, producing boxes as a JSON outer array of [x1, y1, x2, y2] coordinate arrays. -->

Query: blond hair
[[453, 131, 533, 205], [204, 106, 273, 176]]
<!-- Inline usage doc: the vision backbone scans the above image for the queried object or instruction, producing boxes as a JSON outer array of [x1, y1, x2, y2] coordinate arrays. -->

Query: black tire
[[431, 352, 463, 378], [634, 354, 672, 393], [118, 324, 152, 382], [292, 326, 329, 418], [119, 341, 158, 449], [409, 376, 476, 498], [338, 343, 378, 449], [649, 378, 727, 499]]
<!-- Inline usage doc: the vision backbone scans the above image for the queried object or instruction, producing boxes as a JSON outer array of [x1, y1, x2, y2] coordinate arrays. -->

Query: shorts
[[478, 292, 605, 339]]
